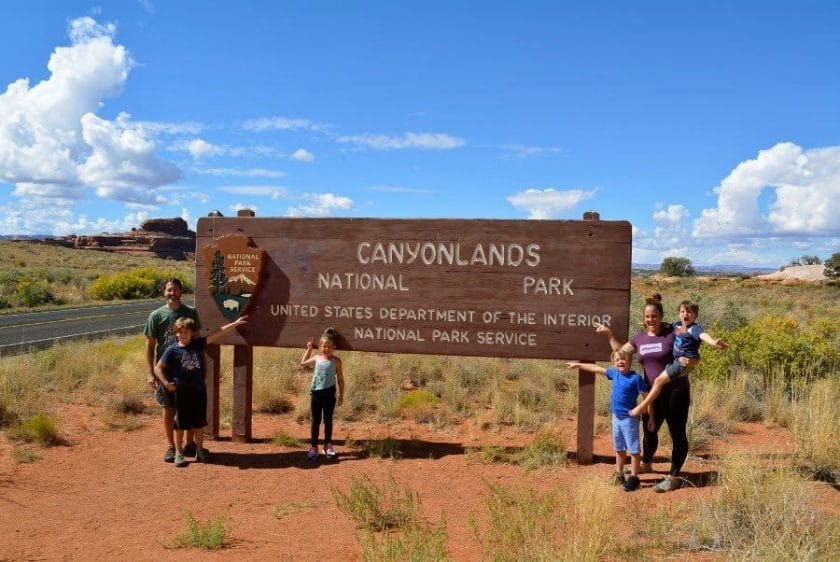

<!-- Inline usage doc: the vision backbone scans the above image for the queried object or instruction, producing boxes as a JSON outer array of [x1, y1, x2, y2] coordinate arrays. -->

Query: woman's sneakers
[[653, 475, 678, 493], [325, 443, 337, 459], [307, 446, 319, 460]]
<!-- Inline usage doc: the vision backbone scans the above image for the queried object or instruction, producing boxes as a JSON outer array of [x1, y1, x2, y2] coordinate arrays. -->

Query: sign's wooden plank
[[195, 217, 630, 361]]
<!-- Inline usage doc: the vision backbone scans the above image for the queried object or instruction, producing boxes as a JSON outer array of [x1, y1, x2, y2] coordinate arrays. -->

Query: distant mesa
[[42, 217, 196, 261]]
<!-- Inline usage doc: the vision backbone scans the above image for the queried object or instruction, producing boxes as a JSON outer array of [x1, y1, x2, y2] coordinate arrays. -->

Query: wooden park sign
[[195, 212, 631, 462]]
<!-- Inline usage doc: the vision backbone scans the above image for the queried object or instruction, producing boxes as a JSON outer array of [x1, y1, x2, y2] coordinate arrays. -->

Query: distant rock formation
[[48, 218, 196, 261]]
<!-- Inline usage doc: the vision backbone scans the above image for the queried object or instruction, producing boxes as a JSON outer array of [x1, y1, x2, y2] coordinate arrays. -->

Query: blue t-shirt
[[605, 367, 647, 417], [672, 322, 704, 359], [311, 356, 338, 391], [160, 337, 207, 392]]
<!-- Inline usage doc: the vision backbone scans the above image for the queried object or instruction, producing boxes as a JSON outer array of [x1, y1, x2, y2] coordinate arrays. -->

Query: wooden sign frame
[[195, 212, 631, 463]]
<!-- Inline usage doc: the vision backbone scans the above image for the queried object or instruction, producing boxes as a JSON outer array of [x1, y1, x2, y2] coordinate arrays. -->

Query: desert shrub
[[824, 252, 840, 278], [363, 438, 402, 460], [660, 256, 695, 277], [9, 413, 60, 445], [472, 479, 616, 561], [168, 510, 229, 550], [271, 431, 302, 448], [12, 277, 59, 307], [334, 476, 422, 532], [696, 316, 840, 385], [518, 427, 568, 470], [89, 267, 193, 300], [791, 378, 840, 478], [360, 518, 449, 562], [691, 454, 839, 558]]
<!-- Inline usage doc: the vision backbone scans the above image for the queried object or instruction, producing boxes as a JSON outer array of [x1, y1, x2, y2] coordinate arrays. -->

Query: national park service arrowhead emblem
[[203, 234, 265, 321]]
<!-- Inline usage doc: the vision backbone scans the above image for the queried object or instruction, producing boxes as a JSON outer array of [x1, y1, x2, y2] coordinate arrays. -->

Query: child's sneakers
[[174, 452, 187, 467], [306, 446, 319, 460], [622, 475, 640, 492], [324, 443, 337, 458]]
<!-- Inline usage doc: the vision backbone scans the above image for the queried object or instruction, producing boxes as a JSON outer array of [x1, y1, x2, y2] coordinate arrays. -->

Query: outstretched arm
[[205, 315, 249, 344], [301, 338, 316, 367], [594, 322, 635, 355], [566, 361, 607, 375], [700, 332, 728, 349]]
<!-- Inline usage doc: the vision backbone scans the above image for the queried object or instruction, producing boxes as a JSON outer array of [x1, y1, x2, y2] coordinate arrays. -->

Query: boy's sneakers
[[622, 475, 640, 492], [324, 444, 337, 458], [183, 442, 197, 458], [306, 446, 319, 460], [174, 452, 187, 467], [653, 475, 678, 493], [164, 446, 176, 463], [611, 471, 626, 485], [196, 448, 211, 463]]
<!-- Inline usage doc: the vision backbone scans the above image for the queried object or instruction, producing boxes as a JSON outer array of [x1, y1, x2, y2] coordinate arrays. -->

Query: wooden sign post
[[195, 213, 631, 461]]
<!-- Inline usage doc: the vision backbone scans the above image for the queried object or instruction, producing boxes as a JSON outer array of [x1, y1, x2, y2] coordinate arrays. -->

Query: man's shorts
[[612, 414, 641, 455], [155, 384, 176, 408], [665, 359, 694, 381]]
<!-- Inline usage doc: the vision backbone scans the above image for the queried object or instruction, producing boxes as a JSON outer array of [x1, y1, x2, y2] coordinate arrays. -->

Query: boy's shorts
[[665, 359, 694, 381], [155, 385, 176, 408], [612, 414, 641, 455], [174, 386, 208, 430]]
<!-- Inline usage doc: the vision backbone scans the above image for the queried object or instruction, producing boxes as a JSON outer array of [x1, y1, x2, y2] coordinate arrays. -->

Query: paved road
[[0, 297, 194, 356]]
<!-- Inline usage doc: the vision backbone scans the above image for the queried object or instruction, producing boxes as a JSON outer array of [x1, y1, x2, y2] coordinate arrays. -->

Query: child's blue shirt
[[606, 367, 647, 417], [672, 321, 704, 359]]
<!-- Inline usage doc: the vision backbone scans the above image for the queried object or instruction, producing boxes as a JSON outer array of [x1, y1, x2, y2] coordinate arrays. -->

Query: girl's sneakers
[[325, 444, 337, 458], [307, 446, 319, 460]]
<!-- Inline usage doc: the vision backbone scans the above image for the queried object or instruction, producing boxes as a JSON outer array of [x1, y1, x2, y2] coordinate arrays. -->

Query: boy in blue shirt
[[568, 349, 649, 491]]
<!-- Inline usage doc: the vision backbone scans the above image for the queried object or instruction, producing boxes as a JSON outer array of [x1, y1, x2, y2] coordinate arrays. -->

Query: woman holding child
[[597, 294, 693, 493]]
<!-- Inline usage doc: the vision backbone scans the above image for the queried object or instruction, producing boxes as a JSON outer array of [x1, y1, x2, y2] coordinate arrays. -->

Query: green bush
[[696, 316, 840, 385], [824, 252, 840, 279], [659, 256, 695, 277], [89, 267, 193, 300], [13, 277, 59, 307]]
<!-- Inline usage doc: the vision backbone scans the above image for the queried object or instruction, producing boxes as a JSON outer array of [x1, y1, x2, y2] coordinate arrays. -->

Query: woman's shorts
[[612, 414, 641, 455]]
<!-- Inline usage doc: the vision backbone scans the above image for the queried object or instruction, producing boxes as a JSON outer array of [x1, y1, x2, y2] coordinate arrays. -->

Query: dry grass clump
[[334, 475, 450, 561], [691, 453, 839, 559], [791, 378, 840, 479], [471, 478, 617, 561]]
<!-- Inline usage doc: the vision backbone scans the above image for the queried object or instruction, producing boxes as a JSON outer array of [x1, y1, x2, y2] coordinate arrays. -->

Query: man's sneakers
[[325, 443, 337, 459], [164, 446, 176, 463], [653, 475, 679, 493], [183, 442, 197, 458], [622, 475, 640, 492], [307, 446, 319, 460], [196, 448, 211, 463], [174, 452, 187, 467]]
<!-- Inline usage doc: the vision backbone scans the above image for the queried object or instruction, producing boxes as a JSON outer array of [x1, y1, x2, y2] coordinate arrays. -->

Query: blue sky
[[1, 1, 839, 267]]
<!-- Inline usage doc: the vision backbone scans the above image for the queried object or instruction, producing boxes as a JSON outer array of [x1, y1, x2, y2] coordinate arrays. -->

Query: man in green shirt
[[144, 278, 201, 463]]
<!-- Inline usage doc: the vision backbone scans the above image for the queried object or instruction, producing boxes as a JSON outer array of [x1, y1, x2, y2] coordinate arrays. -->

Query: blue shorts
[[612, 414, 641, 455], [665, 359, 694, 380], [155, 384, 176, 408]]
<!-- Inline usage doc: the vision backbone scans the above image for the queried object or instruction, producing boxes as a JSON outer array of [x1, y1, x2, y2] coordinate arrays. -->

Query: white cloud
[[196, 167, 286, 178], [218, 185, 288, 199], [137, 120, 204, 135], [0, 202, 149, 236], [337, 132, 465, 150], [242, 116, 327, 132], [286, 193, 353, 217], [506, 188, 596, 219], [184, 138, 223, 158], [499, 144, 562, 159], [694, 142, 840, 238], [0, 17, 181, 205], [291, 148, 315, 162]]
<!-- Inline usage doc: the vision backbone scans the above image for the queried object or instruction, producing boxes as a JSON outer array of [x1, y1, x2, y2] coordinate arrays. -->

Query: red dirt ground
[[0, 403, 834, 561]]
